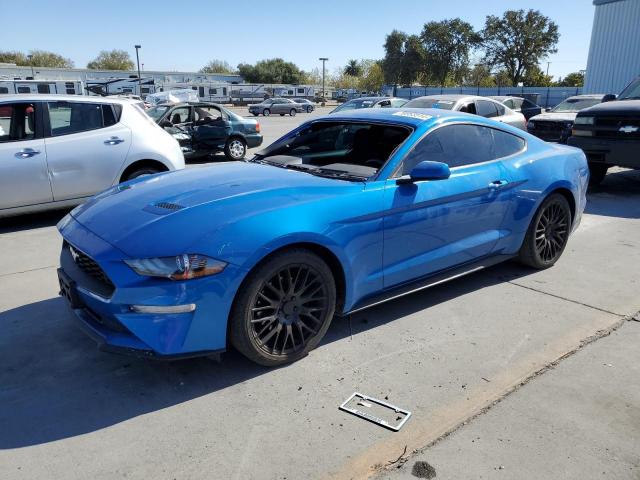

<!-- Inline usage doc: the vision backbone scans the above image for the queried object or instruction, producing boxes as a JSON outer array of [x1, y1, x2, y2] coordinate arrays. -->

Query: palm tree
[[344, 59, 362, 77]]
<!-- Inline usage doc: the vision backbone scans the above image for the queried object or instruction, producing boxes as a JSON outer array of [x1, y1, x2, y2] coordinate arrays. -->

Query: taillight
[[255, 122, 261, 133]]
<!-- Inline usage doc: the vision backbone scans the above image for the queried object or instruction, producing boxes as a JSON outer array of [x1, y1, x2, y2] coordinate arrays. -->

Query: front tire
[[307, 106, 313, 113], [290, 109, 296, 116], [518, 193, 572, 269], [224, 137, 247, 160], [588, 163, 608, 186], [229, 249, 336, 366], [263, 109, 270, 116], [124, 167, 161, 181]]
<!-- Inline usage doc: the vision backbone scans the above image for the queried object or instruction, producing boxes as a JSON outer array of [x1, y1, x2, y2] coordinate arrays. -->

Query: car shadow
[[0, 262, 533, 449], [585, 168, 640, 219], [0, 208, 71, 234]]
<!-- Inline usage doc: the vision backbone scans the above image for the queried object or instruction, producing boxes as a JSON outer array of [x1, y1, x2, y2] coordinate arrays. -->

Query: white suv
[[0, 94, 184, 218]]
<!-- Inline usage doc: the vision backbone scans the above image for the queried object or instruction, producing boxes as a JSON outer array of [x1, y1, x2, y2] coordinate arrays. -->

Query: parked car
[[147, 102, 262, 160], [293, 98, 315, 113], [0, 94, 184, 218], [404, 95, 526, 130], [527, 95, 605, 144], [248, 98, 304, 116], [490, 96, 542, 120], [330, 96, 407, 113], [57, 107, 587, 366], [569, 76, 640, 185]]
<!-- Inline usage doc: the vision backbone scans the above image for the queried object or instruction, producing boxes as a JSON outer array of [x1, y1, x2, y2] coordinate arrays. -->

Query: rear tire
[[518, 193, 572, 269], [124, 167, 161, 181], [307, 106, 313, 113], [229, 249, 336, 366], [588, 163, 608, 186], [224, 137, 247, 160]]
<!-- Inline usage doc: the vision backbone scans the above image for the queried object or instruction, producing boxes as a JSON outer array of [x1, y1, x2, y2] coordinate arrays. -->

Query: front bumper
[[567, 136, 640, 169], [57, 216, 245, 358]]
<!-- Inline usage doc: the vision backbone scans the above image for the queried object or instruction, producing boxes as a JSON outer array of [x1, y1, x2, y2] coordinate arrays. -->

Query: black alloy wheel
[[229, 249, 336, 366], [519, 193, 572, 269]]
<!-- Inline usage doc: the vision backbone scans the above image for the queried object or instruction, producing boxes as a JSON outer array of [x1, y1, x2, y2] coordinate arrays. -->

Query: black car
[[490, 96, 542, 120], [569, 76, 640, 185], [147, 102, 262, 160]]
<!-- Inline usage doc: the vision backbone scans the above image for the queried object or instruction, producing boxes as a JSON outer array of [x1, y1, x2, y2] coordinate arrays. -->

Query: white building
[[584, 0, 640, 94]]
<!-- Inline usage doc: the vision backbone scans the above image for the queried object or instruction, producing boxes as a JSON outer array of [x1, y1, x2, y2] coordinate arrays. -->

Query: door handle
[[488, 180, 509, 190], [15, 148, 41, 159], [104, 136, 125, 145]]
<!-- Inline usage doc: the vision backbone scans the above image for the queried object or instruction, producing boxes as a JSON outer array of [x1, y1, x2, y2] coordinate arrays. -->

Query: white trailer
[[0, 79, 83, 95], [158, 82, 231, 103]]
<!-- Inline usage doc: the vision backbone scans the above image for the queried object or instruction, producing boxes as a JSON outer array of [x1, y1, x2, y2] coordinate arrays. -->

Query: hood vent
[[143, 201, 186, 215]]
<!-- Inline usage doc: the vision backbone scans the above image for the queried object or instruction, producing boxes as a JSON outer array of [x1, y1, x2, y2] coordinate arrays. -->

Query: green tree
[[523, 66, 554, 86], [344, 59, 362, 77], [200, 59, 235, 74], [359, 60, 385, 92], [556, 71, 584, 87], [464, 64, 496, 87], [87, 50, 135, 70], [420, 18, 481, 86], [382, 30, 408, 85], [237, 58, 305, 84], [482, 9, 559, 86], [400, 35, 426, 85], [0, 50, 73, 68], [303, 67, 322, 85]]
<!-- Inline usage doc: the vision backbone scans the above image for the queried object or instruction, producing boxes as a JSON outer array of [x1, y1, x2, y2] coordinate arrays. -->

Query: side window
[[0, 103, 37, 143], [511, 98, 523, 109], [503, 99, 514, 109], [17, 86, 30, 94], [522, 99, 536, 108], [476, 100, 499, 118], [65, 82, 76, 95], [37, 84, 50, 94], [491, 129, 525, 158], [495, 103, 506, 115], [297, 88, 305, 94], [459, 102, 476, 114], [48, 102, 104, 136], [102, 104, 117, 127], [391, 99, 406, 107], [168, 107, 190, 124], [377, 100, 392, 108], [0, 87, 9, 94], [401, 124, 498, 173]]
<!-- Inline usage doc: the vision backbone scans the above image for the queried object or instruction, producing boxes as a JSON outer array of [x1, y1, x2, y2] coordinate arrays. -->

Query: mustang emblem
[[69, 246, 80, 262], [619, 125, 639, 133]]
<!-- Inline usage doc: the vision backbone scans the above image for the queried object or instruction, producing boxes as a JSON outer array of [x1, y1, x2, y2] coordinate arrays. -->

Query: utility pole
[[319, 57, 328, 101], [134, 45, 142, 96], [546, 61, 551, 76]]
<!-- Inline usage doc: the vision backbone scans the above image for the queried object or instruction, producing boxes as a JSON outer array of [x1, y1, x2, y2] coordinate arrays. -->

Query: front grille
[[594, 117, 640, 139], [531, 121, 566, 141], [65, 242, 115, 296]]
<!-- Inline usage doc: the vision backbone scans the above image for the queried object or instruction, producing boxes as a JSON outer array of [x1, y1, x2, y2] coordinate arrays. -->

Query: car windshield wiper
[[312, 168, 369, 181]]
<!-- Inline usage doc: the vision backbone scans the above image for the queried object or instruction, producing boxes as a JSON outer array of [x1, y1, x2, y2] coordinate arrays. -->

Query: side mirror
[[160, 120, 172, 128], [397, 161, 451, 184], [602, 93, 617, 103], [545, 107, 552, 112]]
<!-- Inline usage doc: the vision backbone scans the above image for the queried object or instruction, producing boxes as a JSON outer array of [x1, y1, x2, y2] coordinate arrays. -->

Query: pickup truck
[[568, 76, 640, 185]]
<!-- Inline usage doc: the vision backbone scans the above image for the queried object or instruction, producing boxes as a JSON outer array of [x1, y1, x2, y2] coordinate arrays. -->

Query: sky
[[0, 0, 595, 80]]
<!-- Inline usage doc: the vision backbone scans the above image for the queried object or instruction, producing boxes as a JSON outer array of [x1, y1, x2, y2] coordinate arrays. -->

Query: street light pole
[[319, 57, 328, 101], [134, 45, 142, 96]]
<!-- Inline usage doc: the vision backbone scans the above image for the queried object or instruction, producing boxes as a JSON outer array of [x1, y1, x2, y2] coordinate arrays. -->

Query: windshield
[[146, 105, 169, 121], [618, 78, 640, 100], [332, 99, 378, 112], [252, 121, 411, 180], [403, 98, 456, 110], [551, 97, 602, 112]]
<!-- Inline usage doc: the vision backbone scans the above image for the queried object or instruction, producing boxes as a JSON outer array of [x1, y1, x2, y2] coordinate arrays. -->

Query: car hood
[[529, 112, 578, 122], [579, 99, 640, 116], [70, 162, 355, 259]]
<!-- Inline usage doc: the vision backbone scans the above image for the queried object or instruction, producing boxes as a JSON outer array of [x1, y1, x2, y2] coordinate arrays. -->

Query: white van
[[0, 94, 184, 218]]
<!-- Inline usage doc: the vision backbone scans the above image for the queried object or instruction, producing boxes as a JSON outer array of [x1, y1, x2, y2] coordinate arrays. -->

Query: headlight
[[125, 254, 227, 280], [574, 116, 595, 125]]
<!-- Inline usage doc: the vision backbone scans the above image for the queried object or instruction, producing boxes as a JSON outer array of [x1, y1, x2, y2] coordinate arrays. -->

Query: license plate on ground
[[57, 268, 82, 309]]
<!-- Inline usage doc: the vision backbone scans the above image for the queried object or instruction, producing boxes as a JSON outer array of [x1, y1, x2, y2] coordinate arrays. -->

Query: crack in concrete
[[505, 279, 625, 317], [0, 265, 57, 278]]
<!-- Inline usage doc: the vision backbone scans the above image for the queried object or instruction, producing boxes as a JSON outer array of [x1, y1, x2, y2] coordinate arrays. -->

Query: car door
[[382, 123, 517, 288], [44, 101, 132, 201], [0, 101, 52, 209], [167, 106, 192, 126], [192, 105, 231, 150]]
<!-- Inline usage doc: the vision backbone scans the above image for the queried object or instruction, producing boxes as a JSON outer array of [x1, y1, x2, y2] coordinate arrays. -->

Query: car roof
[[564, 94, 605, 100], [410, 94, 504, 103], [489, 95, 524, 101], [323, 107, 465, 126], [346, 96, 389, 102], [0, 94, 132, 104], [156, 101, 222, 107]]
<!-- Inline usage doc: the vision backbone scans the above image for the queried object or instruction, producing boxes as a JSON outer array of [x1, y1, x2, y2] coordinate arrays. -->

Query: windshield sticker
[[393, 111, 433, 120]]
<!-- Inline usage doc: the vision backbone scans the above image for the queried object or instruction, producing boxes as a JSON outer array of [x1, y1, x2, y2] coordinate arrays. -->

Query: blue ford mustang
[[57, 108, 588, 366]]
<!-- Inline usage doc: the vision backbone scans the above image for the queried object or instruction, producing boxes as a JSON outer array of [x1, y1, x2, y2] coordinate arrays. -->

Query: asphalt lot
[[0, 111, 639, 479]]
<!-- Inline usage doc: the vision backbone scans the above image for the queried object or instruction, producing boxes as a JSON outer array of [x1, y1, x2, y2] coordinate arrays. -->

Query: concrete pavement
[[0, 119, 638, 479]]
